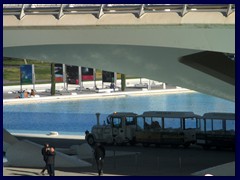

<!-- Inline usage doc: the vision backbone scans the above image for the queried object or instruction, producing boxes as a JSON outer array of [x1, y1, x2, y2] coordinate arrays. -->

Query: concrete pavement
[[3, 140, 235, 176]]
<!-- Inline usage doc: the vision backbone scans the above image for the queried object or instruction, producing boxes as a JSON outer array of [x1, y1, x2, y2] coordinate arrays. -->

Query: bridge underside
[[3, 13, 235, 101], [3, 44, 235, 102]]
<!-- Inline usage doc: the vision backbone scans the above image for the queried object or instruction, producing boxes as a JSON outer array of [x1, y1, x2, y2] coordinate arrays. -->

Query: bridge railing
[[3, 4, 235, 20]]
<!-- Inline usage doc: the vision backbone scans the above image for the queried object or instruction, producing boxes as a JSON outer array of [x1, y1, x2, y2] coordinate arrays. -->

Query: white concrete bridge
[[3, 4, 235, 101]]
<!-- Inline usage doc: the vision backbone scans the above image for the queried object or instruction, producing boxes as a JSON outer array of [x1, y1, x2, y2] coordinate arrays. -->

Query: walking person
[[40, 143, 50, 175], [94, 143, 105, 176], [46, 146, 56, 176]]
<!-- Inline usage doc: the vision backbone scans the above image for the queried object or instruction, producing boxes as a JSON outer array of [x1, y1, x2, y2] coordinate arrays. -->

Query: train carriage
[[196, 112, 235, 150], [134, 111, 201, 148]]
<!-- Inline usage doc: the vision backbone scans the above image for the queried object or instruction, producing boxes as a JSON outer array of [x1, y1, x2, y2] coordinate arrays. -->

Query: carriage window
[[151, 117, 162, 128], [200, 119, 205, 131], [212, 119, 223, 131], [136, 117, 144, 130], [112, 118, 122, 128], [107, 116, 111, 125], [226, 120, 235, 131], [125, 116, 135, 125], [164, 117, 181, 129], [144, 117, 152, 129], [206, 119, 212, 132], [185, 118, 197, 129]]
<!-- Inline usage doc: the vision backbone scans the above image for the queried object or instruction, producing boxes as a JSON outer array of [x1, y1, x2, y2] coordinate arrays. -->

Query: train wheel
[[171, 144, 179, 148], [120, 142, 127, 146], [106, 136, 113, 145], [129, 138, 136, 146], [183, 143, 190, 148], [115, 136, 124, 146], [203, 145, 210, 150], [129, 141, 136, 146], [155, 144, 161, 148], [143, 143, 150, 147]]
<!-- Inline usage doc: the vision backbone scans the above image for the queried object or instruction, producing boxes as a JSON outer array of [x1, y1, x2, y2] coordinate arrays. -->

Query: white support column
[[93, 68, 97, 89], [63, 64, 67, 90], [148, 79, 151, 90], [32, 64, 35, 91], [163, 83, 166, 89], [114, 72, 117, 86], [78, 66, 82, 91]]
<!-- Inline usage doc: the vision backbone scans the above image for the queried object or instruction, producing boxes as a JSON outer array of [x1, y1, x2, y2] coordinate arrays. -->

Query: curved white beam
[[3, 13, 235, 53]]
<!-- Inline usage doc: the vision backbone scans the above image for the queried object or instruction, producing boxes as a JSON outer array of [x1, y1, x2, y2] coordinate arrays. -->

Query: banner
[[82, 67, 94, 81], [66, 65, 79, 84], [102, 71, 114, 82], [54, 64, 64, 82], [20, 65, 33, 84]]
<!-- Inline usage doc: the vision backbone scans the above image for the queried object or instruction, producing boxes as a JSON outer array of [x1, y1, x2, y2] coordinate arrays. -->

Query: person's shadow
[[7, 168, 40, 176]]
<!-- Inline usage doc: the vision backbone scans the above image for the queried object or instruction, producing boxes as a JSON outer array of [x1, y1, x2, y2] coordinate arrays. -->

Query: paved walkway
[[3, 136, 235, 176], [3, 167, 123, 176], [3, 79, 194, 105], [3, 79, 182, 100]]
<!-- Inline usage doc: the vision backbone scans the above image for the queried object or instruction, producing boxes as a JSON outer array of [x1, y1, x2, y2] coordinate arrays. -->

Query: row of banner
[[55, 64, 115, 84], [20, 64, 115, 85]]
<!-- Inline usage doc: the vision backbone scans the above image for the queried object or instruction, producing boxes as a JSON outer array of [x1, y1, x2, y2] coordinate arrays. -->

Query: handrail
[[3, 4, 235, 20]]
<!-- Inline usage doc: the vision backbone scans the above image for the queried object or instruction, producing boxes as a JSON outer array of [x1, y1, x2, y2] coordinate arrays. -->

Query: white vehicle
[[134, 111, 201, 148], [85, 112, 137, 145]]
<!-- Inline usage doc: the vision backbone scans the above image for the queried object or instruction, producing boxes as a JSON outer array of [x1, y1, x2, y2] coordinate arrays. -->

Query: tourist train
[[85, 111, 235, 150]]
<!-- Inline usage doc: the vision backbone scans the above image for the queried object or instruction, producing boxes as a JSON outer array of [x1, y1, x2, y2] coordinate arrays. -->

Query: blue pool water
[[3, 92, 235, 135]]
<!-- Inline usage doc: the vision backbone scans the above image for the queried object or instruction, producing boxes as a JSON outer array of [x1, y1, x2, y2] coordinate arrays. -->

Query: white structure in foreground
[[3, 128, 91, 168], [192, 161, 235, 176]]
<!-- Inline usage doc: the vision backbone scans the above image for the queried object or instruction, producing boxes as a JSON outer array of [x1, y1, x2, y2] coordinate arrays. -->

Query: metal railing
[[3, 4, 235, 20]]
